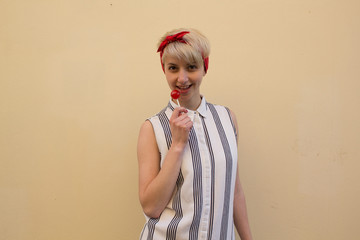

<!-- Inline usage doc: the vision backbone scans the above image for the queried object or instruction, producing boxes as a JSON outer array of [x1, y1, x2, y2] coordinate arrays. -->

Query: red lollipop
[[171, 90, 181, 106]]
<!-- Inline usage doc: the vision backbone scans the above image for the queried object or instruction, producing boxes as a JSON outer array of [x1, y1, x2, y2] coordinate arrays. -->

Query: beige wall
[[1, 0, 359, 239]]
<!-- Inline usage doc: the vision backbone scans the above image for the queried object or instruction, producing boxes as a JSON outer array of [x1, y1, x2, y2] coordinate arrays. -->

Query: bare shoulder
[[137, 120, 160, 165], [139, 120, 155, 138], [138, 120, 157, 153]]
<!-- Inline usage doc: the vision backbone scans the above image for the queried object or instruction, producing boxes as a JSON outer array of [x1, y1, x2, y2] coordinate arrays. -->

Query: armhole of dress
[[225, 107, 238, 143]]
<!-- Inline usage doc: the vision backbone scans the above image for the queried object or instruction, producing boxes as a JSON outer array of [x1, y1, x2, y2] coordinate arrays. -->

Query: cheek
[[165, 74, 176, 86], [194, 73, 204, 83]]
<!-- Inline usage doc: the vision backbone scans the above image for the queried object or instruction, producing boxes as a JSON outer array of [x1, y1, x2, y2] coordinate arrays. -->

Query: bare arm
[[230, 110, 253, 240], [234, 168, 253, 240], [137, 107, 192, 218]]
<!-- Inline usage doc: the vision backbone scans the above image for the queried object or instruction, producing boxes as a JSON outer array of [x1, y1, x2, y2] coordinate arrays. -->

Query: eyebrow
[[166, 63, 179, 67], [166, 62, 197, 66]]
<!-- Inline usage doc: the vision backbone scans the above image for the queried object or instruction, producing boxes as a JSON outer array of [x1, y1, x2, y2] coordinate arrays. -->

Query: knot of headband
[[157, 31, 190, 54], [157, 31, 209, 73]]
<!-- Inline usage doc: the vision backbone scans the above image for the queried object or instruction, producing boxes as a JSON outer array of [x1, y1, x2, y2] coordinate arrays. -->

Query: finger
[[185, 120, 193, 129], [176, 113, 191, 122], [175, 118, 193, 131], [171, 107, 188, 119]]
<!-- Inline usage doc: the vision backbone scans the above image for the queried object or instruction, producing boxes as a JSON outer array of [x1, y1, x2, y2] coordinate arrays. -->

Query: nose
[[177, 68, 188, 84]]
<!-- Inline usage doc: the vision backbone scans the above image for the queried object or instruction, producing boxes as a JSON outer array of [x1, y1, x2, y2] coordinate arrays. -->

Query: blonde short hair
[[157, 28, 210, 70]]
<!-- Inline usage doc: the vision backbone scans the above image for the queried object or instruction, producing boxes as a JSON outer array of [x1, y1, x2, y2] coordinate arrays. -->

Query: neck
[[179, 96, 202, 111]]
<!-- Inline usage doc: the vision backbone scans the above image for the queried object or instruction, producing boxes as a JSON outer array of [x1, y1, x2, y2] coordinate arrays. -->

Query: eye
[[187, 64, 198, 71], [167, 65, 178, 71]]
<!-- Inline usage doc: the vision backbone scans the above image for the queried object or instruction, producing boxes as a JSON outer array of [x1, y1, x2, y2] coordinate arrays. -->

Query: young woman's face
[[164, 56, 205, 110]]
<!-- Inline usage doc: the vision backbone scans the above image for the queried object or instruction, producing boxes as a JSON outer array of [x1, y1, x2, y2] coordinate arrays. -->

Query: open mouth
[[177, 84, 192, 93]]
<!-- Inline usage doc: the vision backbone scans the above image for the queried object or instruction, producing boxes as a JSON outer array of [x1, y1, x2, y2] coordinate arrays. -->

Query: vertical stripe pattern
[[166, 172, 184, 240], [146, 218, 159, 240], [188, 127, 203, 240], [159, 110, 185, 240], [140, 97, 237, 240], [208, 103, 234, 240], [158, 110, 172, 149]]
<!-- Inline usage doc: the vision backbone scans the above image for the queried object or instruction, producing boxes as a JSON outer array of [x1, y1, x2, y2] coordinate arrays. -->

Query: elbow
[[142, 205, 162, 219], [139, 191, 166, 219], [140, 198, 163, 219]]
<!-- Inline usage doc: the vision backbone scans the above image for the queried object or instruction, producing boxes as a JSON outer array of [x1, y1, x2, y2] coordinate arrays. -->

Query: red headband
[[157, 31, 209, 73]]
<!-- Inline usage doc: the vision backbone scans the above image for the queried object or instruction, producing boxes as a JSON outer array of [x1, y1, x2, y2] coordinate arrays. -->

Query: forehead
[[164, 56, 196, 65]]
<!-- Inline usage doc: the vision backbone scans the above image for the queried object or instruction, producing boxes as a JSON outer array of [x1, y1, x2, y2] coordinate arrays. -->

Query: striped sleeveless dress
[[140, 96, 238, 240]]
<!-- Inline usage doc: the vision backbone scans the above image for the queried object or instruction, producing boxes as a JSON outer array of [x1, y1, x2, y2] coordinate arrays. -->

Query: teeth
[[178, 85, 190, 89]]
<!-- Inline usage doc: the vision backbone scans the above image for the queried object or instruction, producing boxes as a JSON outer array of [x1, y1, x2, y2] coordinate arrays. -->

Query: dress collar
[[168, 95, 208, 118]]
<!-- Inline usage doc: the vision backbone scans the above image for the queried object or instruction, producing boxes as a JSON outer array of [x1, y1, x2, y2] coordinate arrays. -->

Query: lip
[[177, 85, 192, 94]]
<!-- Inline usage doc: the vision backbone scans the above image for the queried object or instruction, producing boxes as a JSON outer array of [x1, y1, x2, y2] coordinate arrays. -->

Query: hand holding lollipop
[[171, 90, 181, 106]]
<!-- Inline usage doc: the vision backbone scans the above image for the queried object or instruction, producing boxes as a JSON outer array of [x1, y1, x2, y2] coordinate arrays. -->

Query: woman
[[138, 28, 253, 240]]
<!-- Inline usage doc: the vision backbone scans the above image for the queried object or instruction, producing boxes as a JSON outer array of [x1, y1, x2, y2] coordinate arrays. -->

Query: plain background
[[1, 0, 359, 239]]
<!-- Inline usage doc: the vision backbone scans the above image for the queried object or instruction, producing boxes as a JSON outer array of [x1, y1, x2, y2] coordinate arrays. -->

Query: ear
[[202, 69, 207, 76]]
